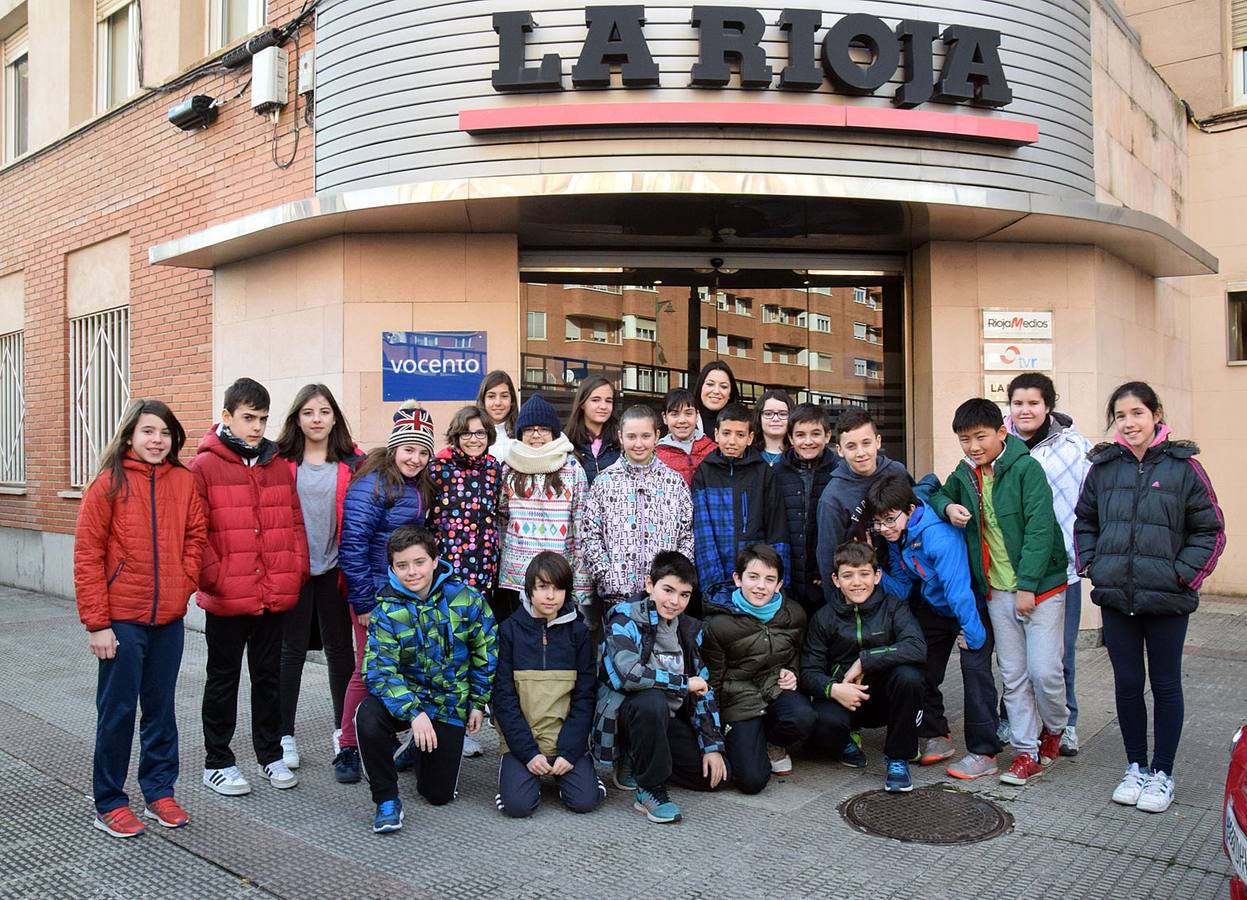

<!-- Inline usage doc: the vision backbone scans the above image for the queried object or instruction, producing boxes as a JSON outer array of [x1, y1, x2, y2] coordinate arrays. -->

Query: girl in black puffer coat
[[1074, 381, 1225, 816]]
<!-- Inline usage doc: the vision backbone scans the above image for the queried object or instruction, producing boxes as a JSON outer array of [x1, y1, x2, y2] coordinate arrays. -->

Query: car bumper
[[1228, 798, 1247, 897]]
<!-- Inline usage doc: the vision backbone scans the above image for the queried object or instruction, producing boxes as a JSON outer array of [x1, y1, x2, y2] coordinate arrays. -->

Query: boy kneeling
[[593, 551, 728, 824], [494, 552, 605, 817], [702, 544, 816, 792], [801, 542, 927, 792], [356, 526, 497, 833]]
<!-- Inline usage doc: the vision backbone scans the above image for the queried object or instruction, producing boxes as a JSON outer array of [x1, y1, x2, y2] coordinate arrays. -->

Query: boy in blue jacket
[[867, 475, 1002, 780], [355, 526, 497, 834], [493, 552, 605, 817], [592, 551, 728, 825]]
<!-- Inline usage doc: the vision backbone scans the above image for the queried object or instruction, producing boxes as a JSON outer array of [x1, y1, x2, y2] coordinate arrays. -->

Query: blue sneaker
[[884, 758, 914, 793], [372, 798, 403, 833], [394, 736, 417, 772], [613, 754, 637, 790], [839, 740, 868, 769], [633, 786, 681, 824], [333, 746, 361, 784]]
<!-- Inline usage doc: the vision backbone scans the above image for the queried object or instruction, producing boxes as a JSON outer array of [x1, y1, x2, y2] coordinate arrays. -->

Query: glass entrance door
[[519, 266, 906, 463]]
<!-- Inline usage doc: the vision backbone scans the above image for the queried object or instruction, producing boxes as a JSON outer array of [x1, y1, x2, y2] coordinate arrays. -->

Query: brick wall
[[0, 0, 313, 536]]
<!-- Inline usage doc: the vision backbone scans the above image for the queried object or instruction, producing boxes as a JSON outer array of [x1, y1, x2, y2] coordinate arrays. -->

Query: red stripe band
[[458, 101, 1039, 145]]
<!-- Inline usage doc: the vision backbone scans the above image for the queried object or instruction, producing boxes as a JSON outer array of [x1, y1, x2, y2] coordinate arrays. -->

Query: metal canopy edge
[[147, 172, 1217, 278]]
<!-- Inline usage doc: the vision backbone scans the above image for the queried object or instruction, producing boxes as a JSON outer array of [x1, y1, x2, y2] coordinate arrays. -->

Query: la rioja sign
[[492, 6, 1014, 109]]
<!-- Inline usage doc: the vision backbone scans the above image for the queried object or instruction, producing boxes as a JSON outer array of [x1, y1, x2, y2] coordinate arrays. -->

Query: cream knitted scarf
[[504, 433, 573, 475]]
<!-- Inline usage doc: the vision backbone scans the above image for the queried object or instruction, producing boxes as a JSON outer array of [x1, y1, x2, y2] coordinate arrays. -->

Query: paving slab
[[0, 584, 1239, 899]]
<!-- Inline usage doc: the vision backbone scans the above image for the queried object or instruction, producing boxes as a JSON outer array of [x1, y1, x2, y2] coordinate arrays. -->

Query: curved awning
[[148, 171, 1216, 277]]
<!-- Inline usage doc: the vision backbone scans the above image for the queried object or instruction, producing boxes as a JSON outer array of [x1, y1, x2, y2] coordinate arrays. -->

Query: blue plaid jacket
[[591, 598, 725, 765], [690, 448, 790, 600]]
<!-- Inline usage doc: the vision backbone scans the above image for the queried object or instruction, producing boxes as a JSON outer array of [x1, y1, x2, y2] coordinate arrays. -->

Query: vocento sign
[[458, 6, 1038, 146]]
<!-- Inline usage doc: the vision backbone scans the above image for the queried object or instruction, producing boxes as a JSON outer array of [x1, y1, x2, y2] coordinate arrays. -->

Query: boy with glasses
[[865, 474, 1002, 778]]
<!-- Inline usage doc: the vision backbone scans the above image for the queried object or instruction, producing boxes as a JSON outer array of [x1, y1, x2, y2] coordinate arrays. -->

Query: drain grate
[[839, 787, 1013, 844]]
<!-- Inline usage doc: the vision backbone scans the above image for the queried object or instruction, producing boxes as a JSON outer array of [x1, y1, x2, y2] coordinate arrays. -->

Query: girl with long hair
[[426, 404, 504, 759], [752, 388, 793, 466], [335, 401, 435, 782], [274, 384, 365, 772], [75, 399, 207, 837], [1075, 381, 1225, 814], [478, 369, 519, 461], [566, 375, 620, 485], [693, 360, 740, 437]]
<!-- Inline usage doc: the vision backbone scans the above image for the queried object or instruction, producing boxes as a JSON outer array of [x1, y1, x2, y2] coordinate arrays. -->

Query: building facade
[[0, 0, 1241, 609]]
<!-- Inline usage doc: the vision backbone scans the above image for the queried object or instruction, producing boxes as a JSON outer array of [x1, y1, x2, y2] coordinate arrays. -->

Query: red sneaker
[[94, 806, 146, 838], [1038, 730, 1062, 766], [999, 752, 1044, 786], [144, 797, 190, 828]]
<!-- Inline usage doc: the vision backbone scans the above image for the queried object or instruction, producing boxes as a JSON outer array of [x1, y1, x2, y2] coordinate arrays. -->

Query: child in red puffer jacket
[[75, 399, 206, 838]]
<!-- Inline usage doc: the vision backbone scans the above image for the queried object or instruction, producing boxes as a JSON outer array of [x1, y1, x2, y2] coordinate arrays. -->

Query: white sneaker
[[258, 760, 299, 789], [461, 733, 483, 758], [280, 735, 300, 769], [332, 728, 343, 756], [203, 765, 251, 796], [1136, 770, 1175, 813], [1111, 763, 1148, 806]]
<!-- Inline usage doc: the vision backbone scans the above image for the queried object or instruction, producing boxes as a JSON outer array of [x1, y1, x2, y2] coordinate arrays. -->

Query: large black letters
[[777, 9, 822, 91], [690, 6, 774, 88], [935, 25, 1013, 107], [491, 11, 563, 91], [571, 6, 660, 87], [491, 7, 1015, 110]]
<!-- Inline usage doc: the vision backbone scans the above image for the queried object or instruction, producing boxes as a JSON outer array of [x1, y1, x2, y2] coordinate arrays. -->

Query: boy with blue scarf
[[701, 544, 815, 793]]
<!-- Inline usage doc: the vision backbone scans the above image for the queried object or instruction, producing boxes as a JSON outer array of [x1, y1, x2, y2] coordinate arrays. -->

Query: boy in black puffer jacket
[[775, 404, 839, 616], [492, 552, 605, 818], [801, 541, 927, 793], [701, 544, 815, 794]]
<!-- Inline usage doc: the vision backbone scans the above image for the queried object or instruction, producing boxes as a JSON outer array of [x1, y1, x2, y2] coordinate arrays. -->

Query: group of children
[[73, 363, 1224, 838]]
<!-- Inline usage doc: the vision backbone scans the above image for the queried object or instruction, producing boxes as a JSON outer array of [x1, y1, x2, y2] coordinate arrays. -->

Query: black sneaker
[[333, 746, 361, 784], [839, 740, 868, 769]]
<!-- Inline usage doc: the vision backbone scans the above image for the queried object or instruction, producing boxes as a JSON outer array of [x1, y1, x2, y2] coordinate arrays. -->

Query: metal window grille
[[0, 330, 23, 484], [70, 307, 130, 486]]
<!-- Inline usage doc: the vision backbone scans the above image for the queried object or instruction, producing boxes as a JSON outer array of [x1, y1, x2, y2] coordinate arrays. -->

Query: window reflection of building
[[520, 282, 886, 410]]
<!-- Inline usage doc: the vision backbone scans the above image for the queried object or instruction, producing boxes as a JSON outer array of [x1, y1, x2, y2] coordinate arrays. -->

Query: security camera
[[710, 258, 724, 269], [168, 95, 218, 131]]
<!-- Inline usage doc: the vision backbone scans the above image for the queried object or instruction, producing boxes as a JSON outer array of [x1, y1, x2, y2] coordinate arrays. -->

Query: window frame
[[3, 26, 28, 163], [526, 310, 547, 341], [69, 305, 131, 487], [209, 0, 267, 53], [1228, 288, 1247, 364], [0, 329, 24, 485], [1234, 47, 1247, 108], [95, 0, 139, 113]]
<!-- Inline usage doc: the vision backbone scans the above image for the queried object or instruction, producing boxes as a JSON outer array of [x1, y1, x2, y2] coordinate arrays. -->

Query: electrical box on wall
[[298, 50, 315, 96], [251, 46, 288, 114]]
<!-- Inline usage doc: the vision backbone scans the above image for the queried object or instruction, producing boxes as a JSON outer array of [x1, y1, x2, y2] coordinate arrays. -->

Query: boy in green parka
[[930, 399, 1069, 787]]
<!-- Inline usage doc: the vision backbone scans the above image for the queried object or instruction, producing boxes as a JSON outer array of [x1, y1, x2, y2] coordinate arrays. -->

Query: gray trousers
[[987, 588, 1069, 756]]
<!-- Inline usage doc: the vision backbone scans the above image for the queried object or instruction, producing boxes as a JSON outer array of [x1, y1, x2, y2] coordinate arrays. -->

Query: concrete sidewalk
[[0, 584, 1240, 899]]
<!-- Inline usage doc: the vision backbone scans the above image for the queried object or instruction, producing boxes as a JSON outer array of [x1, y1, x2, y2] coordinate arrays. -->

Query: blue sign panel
[[381, 331, 487, 402]]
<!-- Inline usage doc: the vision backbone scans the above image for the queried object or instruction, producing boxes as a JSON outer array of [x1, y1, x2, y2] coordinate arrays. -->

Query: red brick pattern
[[0, 1, 313, 535]]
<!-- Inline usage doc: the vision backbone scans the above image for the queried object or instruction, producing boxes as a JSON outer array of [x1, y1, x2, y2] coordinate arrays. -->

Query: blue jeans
[[1063, 579, 1082, 725], [93, 620, 185, 814]]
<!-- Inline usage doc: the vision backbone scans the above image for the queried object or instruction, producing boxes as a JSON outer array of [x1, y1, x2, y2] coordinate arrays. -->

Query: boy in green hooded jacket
[[930, 399, 1068, 787]]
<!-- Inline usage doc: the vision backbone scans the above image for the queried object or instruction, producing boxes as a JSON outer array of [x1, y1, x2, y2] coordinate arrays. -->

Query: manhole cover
[[839, 787, 1013, 844]]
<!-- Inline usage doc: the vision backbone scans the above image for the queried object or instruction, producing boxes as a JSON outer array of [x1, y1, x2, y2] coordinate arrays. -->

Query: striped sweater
[[498, 457, 593, 606]]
